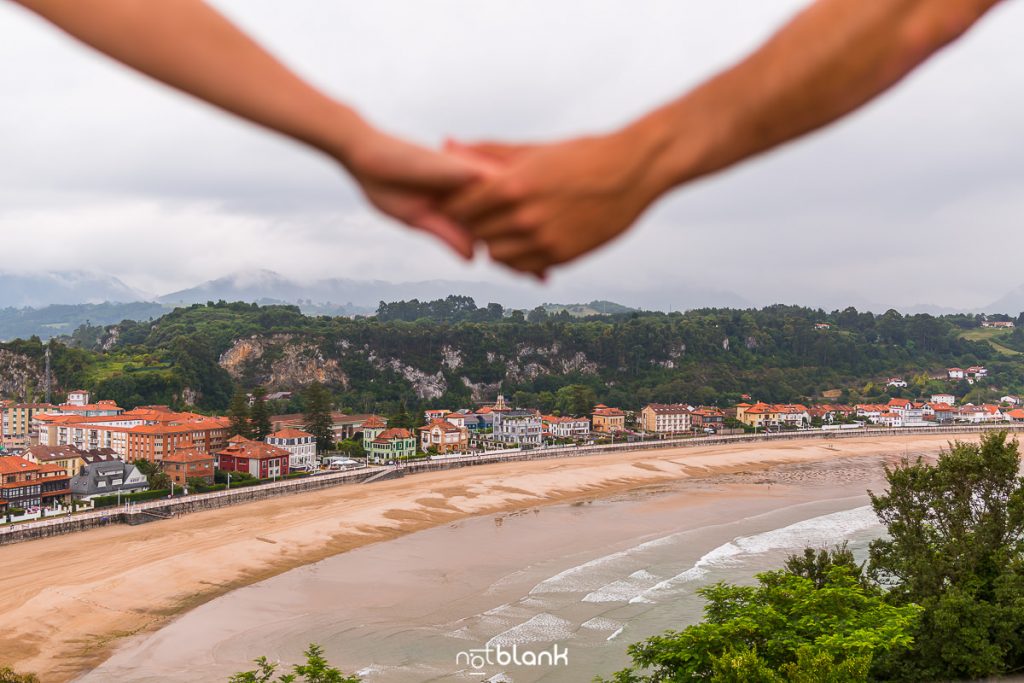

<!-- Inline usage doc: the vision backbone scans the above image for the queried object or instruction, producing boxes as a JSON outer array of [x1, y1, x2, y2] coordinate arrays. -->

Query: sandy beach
[[0, 434, 961, 681]]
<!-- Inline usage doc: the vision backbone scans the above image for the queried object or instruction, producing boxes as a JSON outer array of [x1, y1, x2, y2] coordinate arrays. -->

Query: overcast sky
[[0, 0, 1021, 310]]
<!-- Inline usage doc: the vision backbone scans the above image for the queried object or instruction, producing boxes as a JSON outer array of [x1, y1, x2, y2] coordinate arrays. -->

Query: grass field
[[959, 328, 1022, 356]]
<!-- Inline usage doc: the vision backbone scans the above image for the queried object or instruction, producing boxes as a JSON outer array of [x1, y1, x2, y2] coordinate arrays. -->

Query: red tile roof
[[267, 428, 314, 440]]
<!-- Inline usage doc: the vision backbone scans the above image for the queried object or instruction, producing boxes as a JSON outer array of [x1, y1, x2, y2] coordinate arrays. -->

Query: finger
[[399, 150, 483, 191], [445, 139, 537, 163], [491, 244, 551, 279], [442, 140, 504, 176], [443, 177, 517, 224], [410, 213, 475, 260], [468, 210, 530, 240]]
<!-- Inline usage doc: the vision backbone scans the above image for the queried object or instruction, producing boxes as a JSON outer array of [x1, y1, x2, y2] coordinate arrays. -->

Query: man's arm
[[446, 0, 1004, 275], [11, 0, 482, 256]]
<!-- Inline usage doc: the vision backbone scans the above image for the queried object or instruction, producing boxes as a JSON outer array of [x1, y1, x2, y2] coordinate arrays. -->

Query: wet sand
[[0, 434, 957, 681]]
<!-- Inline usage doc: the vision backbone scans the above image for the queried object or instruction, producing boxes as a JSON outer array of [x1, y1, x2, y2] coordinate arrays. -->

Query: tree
[[601, 567, 919, 683], [303, 382, 335, 452], [0, 668, 40, 683], [555, 384, 597, 417], [387, 404, 414, 430], [250, 386, 272, 440], [148, 470, 171, 491], [868, 432, 1024, 680], [228, 390, 252, 439], [229, 643, 360, 683]]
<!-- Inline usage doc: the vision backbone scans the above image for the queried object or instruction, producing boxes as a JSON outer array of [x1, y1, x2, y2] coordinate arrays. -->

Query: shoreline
[[0, 433, 969, 681]]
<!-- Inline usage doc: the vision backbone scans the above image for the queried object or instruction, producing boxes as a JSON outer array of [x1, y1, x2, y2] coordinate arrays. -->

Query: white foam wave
[[630, 506, 879, 604], [582, 570, 660, 603], [487, 613, 576, 647], [529, 536, 679, 594], [581, 617, 621, 632]]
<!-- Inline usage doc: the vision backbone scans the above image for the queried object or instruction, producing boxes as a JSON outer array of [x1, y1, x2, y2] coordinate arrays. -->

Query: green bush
[[92, 489, 170, 508]]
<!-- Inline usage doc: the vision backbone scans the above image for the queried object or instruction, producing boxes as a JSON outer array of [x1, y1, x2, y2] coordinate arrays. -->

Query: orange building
[[592, 405, 626, 433], [0, 456, 70, 513], [162, 447, 215, 487]]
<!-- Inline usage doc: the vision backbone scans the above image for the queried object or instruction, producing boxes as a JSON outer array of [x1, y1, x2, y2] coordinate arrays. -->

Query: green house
[[366, 428, 417, 463]]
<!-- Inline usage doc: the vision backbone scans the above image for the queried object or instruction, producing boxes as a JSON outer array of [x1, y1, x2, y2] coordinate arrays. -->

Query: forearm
[[11, 0, 369, 165], [631, 0, 1003, 194]]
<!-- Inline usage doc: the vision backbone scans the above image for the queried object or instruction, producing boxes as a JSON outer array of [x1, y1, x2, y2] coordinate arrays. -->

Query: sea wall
[[3, 424, 1022, 546]]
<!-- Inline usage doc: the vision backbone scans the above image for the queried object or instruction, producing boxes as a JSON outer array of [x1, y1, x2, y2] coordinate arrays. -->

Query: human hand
[[341, 128, 497, 259], [442, 128, 668, 276]]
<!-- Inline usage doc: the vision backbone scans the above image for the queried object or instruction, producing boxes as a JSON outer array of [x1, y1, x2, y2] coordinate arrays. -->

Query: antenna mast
[[44, 346, 51, 405]]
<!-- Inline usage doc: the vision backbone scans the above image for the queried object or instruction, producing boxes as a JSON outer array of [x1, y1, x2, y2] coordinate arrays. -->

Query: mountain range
[[3, 269, 1024, 340]]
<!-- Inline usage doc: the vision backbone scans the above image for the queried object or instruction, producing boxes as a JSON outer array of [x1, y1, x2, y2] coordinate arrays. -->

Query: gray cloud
[[0, 0, 1021, 309]]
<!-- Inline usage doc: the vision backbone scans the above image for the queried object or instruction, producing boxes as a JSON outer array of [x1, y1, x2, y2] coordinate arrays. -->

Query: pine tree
[[303, 382, 335, 452], [227, 390, 252, 439], [250, 386, 272, 440]]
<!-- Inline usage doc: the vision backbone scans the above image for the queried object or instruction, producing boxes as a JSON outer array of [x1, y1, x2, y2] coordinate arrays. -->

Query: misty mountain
[[985, 285, 1024, 316], [0, 302, 169, 342], [156, 269, 748, 312], [0, 271, 149, 308]]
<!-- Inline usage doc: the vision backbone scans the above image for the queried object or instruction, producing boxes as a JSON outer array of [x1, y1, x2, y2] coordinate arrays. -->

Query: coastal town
[[2, 362, 1020, 524]]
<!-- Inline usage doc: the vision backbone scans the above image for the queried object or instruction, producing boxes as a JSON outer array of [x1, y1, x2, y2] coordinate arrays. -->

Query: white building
[[1002, 395, 1021, 406], [543, 416, 591, 439], [877, 412, 903, 428], [886, 378, 908, 388], [640, 404, 692, 434], [931, 394, 956, 406], [67, 390, 90, 406], [493, 410, 543, 447], [948, 368, 965, 380], [265, 428, 317, 471]]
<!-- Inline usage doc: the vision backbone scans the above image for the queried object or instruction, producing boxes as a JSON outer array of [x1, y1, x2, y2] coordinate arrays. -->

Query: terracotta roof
[[361, 415, 387, 429], [417, 419, 463, 433], [593, 406, 625, 416], [37, 463, 69, 476], [374, 428, 413, 442], [217, 441, 290, 460], [267, 428, 314, 440], [163, 448, 215, 465], [644, 403, 691, 415], [21, 445, 83, 462], [0, 456, 38, 475]]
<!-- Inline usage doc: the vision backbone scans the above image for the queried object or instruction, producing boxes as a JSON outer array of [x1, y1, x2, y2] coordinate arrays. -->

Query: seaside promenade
[[3, 423, 1020, 547]]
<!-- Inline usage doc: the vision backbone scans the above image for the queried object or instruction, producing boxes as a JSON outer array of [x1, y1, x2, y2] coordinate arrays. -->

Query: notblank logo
[[456, 644, 569, 673]]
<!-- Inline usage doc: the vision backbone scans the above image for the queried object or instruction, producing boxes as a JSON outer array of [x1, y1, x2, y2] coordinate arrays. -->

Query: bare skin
[[445, 0, 1006, 275], [9, 0, 486, 257]]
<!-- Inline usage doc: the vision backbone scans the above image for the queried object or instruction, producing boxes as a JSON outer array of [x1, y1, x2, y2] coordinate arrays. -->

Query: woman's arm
[[12, 0, 483, 256], [445, 0, 1004, 275]]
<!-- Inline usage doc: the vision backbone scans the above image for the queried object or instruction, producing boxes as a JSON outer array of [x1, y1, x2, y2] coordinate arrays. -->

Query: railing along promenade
[[2, 423, 1021, 546]]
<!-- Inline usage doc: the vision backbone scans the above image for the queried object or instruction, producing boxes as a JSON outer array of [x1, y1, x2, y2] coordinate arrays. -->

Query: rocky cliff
[[0, 349, 43, 400]]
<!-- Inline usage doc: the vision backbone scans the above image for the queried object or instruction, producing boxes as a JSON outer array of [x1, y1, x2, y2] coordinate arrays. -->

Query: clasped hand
[[348, 123, 671, 278]]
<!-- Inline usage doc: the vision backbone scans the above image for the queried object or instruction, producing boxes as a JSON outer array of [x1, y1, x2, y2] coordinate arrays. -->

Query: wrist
[[305, 99, 376, 171], [618, 98, 725, 201]]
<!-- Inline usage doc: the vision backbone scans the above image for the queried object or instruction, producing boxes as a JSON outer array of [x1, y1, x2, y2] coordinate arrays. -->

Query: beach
[[0, 433, 960, 681]]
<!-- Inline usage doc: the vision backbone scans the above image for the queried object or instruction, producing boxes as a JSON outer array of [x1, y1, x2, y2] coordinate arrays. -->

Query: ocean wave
[[582, 570, 660, 603], [629, 505, 879, 604], [487, 613, 577, 647], [528, 535, 680, 594]]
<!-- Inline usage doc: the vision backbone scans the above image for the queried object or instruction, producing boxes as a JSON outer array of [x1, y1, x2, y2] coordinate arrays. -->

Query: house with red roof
[[418, 419, 469, 454], [0, 455, 70, 514], [367, 428, 417, 463], [216, 436, 290, 479], [162, 446, 215, 487], [592, 405, 626, 433]]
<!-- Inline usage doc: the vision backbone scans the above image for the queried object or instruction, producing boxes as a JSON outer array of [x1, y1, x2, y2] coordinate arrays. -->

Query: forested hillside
[[0, 299, 1017, 414]]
